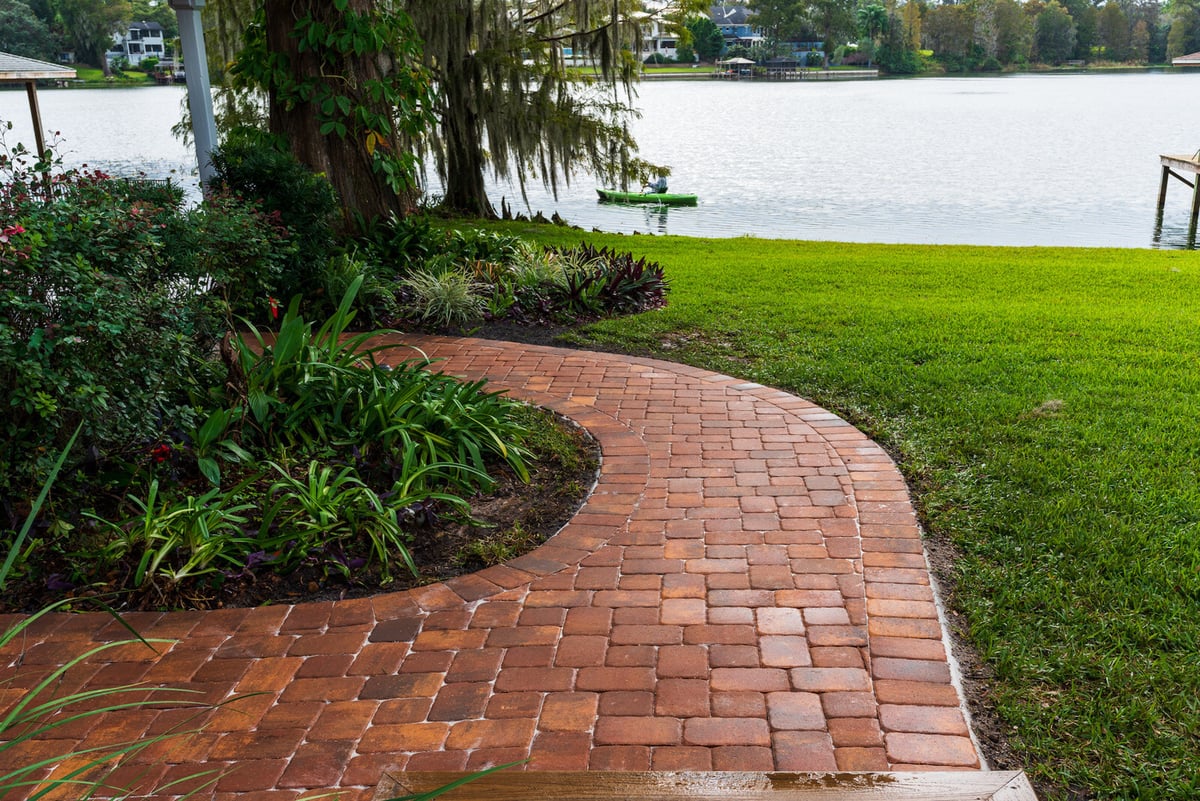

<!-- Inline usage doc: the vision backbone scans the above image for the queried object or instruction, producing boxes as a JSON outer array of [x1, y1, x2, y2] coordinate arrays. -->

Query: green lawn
[[492, 227, 1200, 799], [67, 65, 155, 85]]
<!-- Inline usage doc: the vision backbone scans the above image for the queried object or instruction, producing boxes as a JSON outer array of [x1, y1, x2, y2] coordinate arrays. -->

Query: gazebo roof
[[0, 52, 77, 82]]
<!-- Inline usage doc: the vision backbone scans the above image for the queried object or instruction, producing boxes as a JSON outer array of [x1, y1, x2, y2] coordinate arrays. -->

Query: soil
[[2, 407, 600, 615]]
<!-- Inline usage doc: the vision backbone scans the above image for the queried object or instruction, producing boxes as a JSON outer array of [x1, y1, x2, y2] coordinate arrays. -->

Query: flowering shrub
[[159, 189, 297, 322], [0, 128, 293, 499]]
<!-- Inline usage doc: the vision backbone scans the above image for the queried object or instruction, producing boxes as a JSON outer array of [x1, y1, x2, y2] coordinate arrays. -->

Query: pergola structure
[[0, 52, 76, 162]]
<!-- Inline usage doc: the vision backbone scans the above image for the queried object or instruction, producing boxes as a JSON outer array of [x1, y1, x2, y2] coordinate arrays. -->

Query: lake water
[[3, 73, 1199, 248]]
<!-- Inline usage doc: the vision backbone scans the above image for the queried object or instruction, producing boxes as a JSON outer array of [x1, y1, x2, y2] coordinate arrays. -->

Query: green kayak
[[597, 188, 698, 206]]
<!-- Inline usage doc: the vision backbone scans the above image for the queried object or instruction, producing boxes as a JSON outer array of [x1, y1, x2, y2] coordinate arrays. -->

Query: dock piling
[[1157, 154, 1200, 248]]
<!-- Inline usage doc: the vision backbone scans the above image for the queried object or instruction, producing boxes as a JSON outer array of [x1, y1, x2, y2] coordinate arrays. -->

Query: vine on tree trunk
[[231, 0, 435, 220]]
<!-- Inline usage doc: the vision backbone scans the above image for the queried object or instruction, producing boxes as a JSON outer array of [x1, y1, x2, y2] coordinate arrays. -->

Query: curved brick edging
[[0, 337, 979, 801]]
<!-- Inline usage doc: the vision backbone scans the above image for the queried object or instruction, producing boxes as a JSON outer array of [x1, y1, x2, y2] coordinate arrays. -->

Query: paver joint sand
[[0, 337, 979, 800]]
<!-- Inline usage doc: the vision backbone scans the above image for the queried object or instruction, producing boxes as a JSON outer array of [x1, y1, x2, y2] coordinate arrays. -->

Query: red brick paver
[[0, 337, 979, 800]]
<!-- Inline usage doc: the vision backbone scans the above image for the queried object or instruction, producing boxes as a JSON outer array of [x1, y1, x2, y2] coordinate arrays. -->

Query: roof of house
[[710, 4, 752, 26], [0, 51, 77, 81], [130, 21, 165, 32], [1173, 51, 1200, 64]]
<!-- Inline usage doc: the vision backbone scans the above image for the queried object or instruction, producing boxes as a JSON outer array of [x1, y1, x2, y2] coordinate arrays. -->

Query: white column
[[169, 0, 218, 188]]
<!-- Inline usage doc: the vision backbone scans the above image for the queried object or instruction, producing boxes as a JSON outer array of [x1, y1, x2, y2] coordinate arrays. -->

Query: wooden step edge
[[376, 770, 1039, 801]]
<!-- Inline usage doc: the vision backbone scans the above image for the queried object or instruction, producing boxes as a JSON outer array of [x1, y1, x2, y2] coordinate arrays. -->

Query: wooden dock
[[1156, 153, 1200, 247]]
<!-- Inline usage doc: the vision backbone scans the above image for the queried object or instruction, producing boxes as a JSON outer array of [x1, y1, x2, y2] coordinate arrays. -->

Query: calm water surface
[[3, 74, 1199, 248]]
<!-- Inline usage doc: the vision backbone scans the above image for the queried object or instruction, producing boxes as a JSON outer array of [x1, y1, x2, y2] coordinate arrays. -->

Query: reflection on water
[[4, 75, 1199, 248]]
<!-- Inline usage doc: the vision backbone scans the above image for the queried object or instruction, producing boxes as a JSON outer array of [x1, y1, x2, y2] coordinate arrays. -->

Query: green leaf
[[198, 456, 221, 486]]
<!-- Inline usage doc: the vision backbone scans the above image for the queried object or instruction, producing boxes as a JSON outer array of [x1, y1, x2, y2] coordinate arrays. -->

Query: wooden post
[[1191, 169, 1200, 248], [1154, 164, 1170, 243], [24, 80, 46, 161], [1158, 154, 1200, 249], [1157, 164, 1171, 214], [24, 79, 53, 197]]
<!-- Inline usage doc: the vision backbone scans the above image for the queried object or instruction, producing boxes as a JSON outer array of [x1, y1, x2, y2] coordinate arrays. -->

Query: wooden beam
[[380, 772, 1040, 801], [1166, 168, 1196, 189], [1160, 154, 1200, 175], [24, 80, 46, 161]]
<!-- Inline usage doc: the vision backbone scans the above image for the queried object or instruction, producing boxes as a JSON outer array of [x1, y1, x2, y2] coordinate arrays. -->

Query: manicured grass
[[491, 225, 1200, 799], [67, 65, 155, 85]]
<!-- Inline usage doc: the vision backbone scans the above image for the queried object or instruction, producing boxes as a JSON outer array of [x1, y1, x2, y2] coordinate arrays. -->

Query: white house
[[108, 21, 167, 67], [641, 16, 680, 61]]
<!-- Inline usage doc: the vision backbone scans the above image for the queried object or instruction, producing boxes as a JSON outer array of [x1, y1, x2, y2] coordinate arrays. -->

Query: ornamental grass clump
[[401, 268, 488, 328]]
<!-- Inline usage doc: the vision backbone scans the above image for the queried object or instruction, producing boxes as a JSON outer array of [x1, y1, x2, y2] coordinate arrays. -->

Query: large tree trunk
[[263, 0, 416, 225], [440, 54, 493, 217], [428, 0, 494, 218]]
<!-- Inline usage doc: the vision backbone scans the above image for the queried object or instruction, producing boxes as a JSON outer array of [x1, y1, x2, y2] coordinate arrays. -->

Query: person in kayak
[[644, 175, 668, 194]]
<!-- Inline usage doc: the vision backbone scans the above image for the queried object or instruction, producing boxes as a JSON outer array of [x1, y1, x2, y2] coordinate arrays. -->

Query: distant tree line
[[744, 0, 1199, 72]]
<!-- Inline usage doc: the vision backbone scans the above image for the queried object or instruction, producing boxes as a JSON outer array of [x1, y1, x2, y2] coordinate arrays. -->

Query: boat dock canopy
[[0, 51, 77, 82], [1, 52, 78, 163]]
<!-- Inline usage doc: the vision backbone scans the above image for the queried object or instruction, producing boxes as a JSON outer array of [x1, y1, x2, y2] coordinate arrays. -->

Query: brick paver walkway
[[0, 337, 980, 801]]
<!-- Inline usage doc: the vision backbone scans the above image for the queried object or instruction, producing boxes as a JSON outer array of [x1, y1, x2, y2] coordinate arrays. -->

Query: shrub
[[355, 212, 441, 270], [0, 153, 219, 499], [210, 127, 340, 307], [321, 250, 400, 327], [161, 189, 296, 322]]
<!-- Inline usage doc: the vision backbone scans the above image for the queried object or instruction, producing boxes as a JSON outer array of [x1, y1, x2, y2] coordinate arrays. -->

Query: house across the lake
[[107, 21, 167, 67], [1174, 51, 1200, 66], [710, 4, 763, 50]]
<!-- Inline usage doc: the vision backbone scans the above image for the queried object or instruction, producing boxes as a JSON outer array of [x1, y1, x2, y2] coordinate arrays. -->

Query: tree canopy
[[0, 0, 56, 59], [59, 0, 130, 74], [687, 15, 725, 61], [404, 0, 703, 218], [1035, 0, 1078, 63]]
